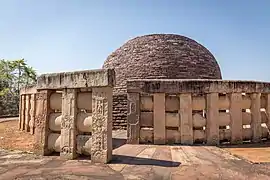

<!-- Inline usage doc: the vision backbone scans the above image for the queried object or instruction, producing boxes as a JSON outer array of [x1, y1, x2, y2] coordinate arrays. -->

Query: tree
[[0, 59, 37, 116]]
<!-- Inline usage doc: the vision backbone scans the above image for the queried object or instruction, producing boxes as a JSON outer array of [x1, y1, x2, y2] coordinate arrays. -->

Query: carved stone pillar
[[91, 87, 113, 163], [24, 95, 30, 132], [206, 93, 219, 145], [19, 95, 26, 130], [127, 92, 140, 144], [29, 94, 36, 135], [60, 88, 78, 160], [33, 90, 52, 155]]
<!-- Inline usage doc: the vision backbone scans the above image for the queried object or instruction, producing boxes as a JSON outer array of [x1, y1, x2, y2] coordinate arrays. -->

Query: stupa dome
[[103, 34, 222, 94]]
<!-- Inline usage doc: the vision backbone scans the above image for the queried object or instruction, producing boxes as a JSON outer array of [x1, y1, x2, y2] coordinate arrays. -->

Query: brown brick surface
[[103, 34, 222, 129]]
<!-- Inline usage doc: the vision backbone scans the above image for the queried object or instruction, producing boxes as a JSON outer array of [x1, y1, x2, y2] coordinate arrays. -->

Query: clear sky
[[0, 0, 269, 81]]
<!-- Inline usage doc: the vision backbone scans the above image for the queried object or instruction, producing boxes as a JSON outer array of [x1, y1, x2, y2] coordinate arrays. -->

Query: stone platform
[[0, 130, 270, 180]]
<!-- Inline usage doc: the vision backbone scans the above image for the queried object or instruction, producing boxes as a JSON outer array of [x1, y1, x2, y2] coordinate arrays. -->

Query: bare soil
[[0, 120, 34, 152], [224, 143, 270, 163]]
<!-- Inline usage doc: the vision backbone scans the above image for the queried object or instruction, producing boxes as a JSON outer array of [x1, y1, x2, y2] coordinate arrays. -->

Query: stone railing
[[126, 79, 270, 145], [19, 69, 115, 163], [19, 85, 37, 134]]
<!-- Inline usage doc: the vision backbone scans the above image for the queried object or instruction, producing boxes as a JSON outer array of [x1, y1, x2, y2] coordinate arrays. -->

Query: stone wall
[[112, 94, 127, 129], [19, 69, 115, 163], [126, 79, 270, 145], [19, 86, 37, 134]]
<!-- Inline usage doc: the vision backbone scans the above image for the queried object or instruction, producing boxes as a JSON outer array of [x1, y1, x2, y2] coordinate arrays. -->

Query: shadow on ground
[[113, 138, 127, 150], [111, 154, 181, 167], [219, 141, 270, 148]]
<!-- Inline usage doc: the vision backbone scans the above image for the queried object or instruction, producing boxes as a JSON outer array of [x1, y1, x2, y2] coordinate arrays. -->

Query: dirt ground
[[0, 120, 34, 152], [223, 143, 270, 163]]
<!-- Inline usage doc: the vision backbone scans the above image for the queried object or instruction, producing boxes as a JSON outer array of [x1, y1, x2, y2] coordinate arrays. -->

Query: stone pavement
[[0, 144, 270, 180], [0, 130, 270, 179]]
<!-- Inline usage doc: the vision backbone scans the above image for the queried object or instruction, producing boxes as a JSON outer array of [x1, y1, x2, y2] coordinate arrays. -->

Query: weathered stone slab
[[91, 87, 113, 163], [20, 85, 37, 95], [60, 88, 78, 160], [33, 90, 52, 155], [127, 92, 140, 144], [37, 69, 115, 90], [140, 112, 153, 127]]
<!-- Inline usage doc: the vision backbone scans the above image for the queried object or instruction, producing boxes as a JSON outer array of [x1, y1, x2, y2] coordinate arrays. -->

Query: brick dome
[[103, 34, 222, 94], [103, 34, 222, 129]]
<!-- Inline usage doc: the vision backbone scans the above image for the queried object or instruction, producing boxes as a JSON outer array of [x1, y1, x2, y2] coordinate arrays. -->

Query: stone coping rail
[[37, 69, 115, 90], [127, 79, 270, 94], [126, 79, 270, 145]]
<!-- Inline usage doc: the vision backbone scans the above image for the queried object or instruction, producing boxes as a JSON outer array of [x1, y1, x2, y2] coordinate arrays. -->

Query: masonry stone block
[[140, 95, 153, 111], [140, 112, 153, 127], [77, 92, 92, 111], [76, 112, 92, 133], [165, 113, 179, 128], [140, 128, 153, 143], [50, 92, 62, 111], [165, 95, 179, 112], [48, 112, 62, 132]]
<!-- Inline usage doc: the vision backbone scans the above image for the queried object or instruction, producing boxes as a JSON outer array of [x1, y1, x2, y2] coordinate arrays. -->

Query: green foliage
[[0, 58, 37, 97]]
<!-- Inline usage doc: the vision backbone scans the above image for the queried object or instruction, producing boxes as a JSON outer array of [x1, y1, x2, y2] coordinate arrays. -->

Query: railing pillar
[[33, 90, 52, 155], [153, 93, 166, 145], [179, 93, 193, 145], [206, 93, 219, 145], [127, 92, 140, 144], [250, 93, 262, 143], [60, 88, 78, 160], [229, 93, 243, 144], [91, 87, 113, 163]]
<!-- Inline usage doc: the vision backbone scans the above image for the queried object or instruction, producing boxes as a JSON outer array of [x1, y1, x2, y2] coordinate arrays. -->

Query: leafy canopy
[[0, 58, 37, 97]]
